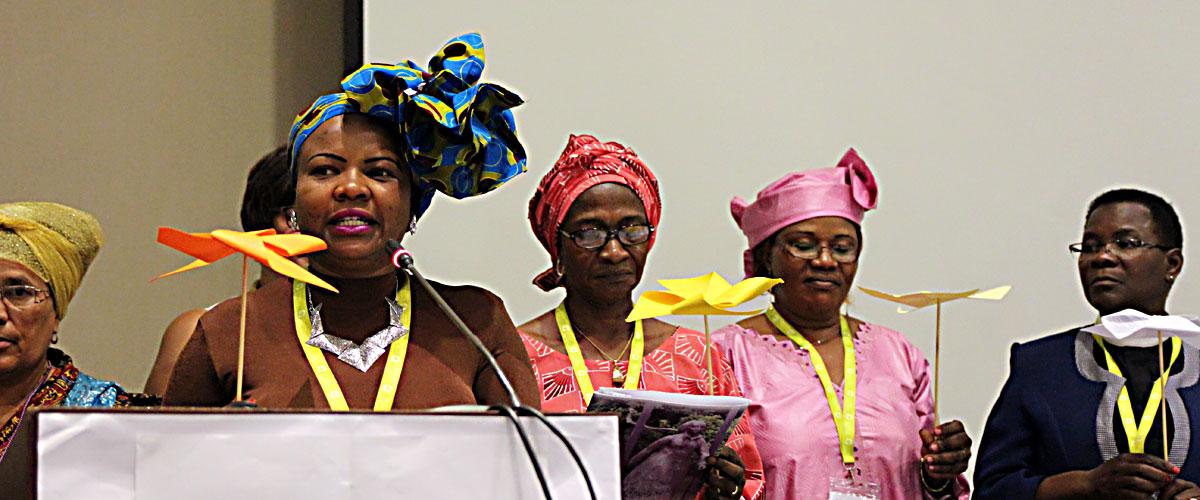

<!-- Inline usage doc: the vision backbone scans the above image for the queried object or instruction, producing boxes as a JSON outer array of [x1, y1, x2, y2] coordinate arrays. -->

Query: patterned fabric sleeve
[[523, 333, 543, 391], [1, 356, 128, 460], [62, 372, 127, 407], [714, 344, 766, 500]]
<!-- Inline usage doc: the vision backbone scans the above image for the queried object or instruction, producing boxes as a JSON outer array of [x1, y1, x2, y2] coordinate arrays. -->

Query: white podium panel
[[29, 409, 619, 500]]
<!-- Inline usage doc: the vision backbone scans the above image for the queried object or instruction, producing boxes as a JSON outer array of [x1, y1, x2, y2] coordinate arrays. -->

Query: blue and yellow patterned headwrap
[[288, 33, 526, 216]]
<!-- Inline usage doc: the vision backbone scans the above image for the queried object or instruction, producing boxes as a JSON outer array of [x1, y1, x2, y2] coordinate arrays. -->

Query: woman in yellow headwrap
[[0, 202, 129, 463]]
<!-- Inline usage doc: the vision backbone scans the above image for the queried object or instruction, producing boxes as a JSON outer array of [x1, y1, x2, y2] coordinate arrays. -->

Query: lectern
[[0, 408, 619, 499]]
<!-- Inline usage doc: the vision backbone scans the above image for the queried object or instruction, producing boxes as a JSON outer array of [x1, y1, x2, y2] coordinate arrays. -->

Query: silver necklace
[[304, 281, 408, 372]]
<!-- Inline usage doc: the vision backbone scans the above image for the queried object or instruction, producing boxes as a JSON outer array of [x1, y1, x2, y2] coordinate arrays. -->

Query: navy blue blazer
[[973, 328, 1200, 499]]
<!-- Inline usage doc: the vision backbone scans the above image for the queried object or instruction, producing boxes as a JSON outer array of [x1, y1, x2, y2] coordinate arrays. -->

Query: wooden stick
[[235, 255, 249, 402], [1158, 330, 1168, 463], [933, 299, 942, 426], [704, 315, 714, 395]]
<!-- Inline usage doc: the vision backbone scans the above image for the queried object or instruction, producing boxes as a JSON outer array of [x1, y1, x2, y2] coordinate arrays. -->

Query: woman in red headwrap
[[519, 134, 764, 500]]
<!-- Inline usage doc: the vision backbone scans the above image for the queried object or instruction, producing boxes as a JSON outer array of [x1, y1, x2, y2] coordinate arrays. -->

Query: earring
[[1167, 275, 1177, 282], [51, 331, 58, 344], [287, 209, 299, 231], [408, 217, 417, 235]]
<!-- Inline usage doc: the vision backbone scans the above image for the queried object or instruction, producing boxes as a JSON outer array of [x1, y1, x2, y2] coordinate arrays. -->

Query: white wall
[[365, 0, 1200, 474]]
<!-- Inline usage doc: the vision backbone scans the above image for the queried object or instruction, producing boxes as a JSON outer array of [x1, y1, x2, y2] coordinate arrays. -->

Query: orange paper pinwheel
[[155, 228, 336, 292], [154, 227, 335, 403]]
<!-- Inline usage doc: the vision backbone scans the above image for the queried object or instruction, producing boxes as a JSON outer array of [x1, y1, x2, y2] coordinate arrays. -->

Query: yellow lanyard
[[767, 306, 857, 465], [554, 302, 644, 405], [1093, 335, 1181, 453], [292, 278, 411, 411]]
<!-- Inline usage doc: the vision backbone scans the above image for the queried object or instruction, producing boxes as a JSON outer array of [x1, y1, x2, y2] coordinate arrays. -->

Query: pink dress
[[713, 322, 969, 499], [522, 328, 765, 499]]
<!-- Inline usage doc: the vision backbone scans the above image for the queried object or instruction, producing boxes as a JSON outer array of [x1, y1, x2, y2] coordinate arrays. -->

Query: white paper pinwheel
[[1082, 309, 1200, 349], [857, 284, 1012, 424], [1083, 309, 1200, 462], [857, 285, 1011, 313]]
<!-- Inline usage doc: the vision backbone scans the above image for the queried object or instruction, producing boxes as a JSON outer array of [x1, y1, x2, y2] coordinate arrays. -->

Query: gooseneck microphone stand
[[386, 241, 596, 500]]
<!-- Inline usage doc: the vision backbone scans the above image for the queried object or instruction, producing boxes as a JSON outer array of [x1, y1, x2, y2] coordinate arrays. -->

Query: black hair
[[1086, 188, 1183, 250], [240, 145, 292, 231]]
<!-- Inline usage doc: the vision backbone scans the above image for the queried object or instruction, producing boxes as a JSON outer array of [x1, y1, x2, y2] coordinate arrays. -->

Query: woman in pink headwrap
[[712, 149, 973, 499], [520, 134, 764, 499]]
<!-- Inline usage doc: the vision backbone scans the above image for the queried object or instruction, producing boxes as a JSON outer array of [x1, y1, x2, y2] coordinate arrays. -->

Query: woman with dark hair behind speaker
[[163, 33, 538, 411], [519, 134, 764, 500], [975, 188, 1200, 499]]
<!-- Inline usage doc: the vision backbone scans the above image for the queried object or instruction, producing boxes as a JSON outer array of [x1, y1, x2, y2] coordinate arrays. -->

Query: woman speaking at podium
[[163, 34, 538, 411], [519, 134, 764, 499]]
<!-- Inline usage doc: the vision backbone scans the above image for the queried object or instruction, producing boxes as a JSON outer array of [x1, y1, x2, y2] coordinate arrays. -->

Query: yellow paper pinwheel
[[155, 227, 336, 292], [857, 285, 1011, 313], [627, 272, 783, 321], [627, 272, 781, 395], [858, 284, 1011, 424]]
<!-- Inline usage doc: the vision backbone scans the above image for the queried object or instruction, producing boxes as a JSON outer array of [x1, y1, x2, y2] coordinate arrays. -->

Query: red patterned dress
[[521, 327, 765, 499]]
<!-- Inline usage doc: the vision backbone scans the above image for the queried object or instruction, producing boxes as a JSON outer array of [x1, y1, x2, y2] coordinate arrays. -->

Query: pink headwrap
[[528, 134, 661, 291], [730, 148, 878, 278]]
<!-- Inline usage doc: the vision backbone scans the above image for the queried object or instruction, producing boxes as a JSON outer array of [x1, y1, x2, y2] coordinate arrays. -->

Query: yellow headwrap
[[0, 202, 103, 318]]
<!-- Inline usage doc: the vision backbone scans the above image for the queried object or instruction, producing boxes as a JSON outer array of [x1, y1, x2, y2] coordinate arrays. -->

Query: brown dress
[[163, 271, 539, 410]]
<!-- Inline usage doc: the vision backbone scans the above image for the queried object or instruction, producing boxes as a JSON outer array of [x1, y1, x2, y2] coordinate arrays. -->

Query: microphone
[[386, 240, 521, 407], [389, 242, 414, 270]]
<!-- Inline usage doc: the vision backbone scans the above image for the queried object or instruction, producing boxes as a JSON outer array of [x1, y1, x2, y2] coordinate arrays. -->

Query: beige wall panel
[[0, 1, 342, 389]]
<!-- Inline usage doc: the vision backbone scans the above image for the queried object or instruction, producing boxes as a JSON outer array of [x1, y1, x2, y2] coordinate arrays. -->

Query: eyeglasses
[[560, 224, 655, 250], [777, 237, 860, 264], [1068, 236, 1174, 257], [1, 285, 50, 308]]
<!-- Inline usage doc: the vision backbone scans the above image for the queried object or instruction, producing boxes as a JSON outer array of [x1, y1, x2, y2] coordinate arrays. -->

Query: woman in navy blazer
[[975, 189, 1200, 499]]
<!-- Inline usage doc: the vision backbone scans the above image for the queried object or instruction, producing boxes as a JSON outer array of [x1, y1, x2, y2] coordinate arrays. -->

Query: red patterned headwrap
[[528, 134, 661, 291]]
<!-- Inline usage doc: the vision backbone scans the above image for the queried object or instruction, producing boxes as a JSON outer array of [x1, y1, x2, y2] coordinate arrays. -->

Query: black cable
[[386, 242, 559, 497], [493, 405, 553, 500], [388, 241, 521, 407], [388, 242, 598, 499], [517, 405, 598, 500]]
